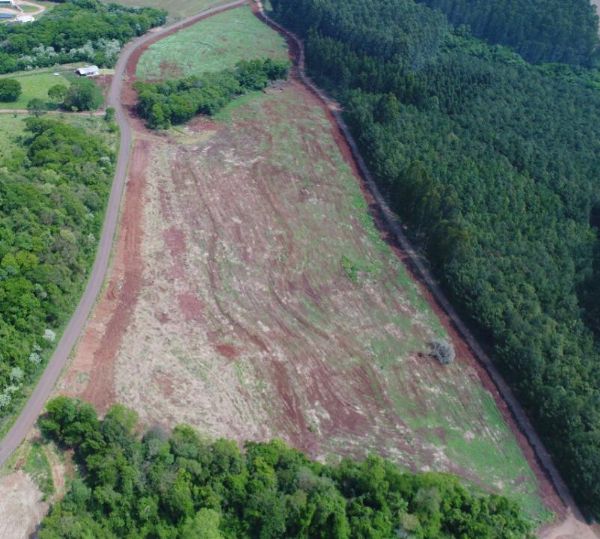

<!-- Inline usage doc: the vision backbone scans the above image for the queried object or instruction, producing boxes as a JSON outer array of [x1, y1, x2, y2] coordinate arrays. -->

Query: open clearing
[[59, 5, 552, 523], [136, 5, 288, 80], [0, 70, 70, 110]]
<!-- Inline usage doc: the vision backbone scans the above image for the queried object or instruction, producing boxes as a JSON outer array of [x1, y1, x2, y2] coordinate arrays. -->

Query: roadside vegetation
[[136, 5, 288, 80], [0, 116, 116, 434], [271, 0, 600, 518], [135, 58, 289, 128], [37, 397, 534, 538], [0, 0, 165, 74]]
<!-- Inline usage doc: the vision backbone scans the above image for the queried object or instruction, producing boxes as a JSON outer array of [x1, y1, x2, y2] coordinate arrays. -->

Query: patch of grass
[[137, 6, 288, 80], [101, 0, 227, 21], [24, 443, 54, 499], [0, 69, 71, 110]]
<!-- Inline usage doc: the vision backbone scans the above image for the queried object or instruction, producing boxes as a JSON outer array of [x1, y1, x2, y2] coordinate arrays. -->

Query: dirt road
[[0, 0, 246, 469]]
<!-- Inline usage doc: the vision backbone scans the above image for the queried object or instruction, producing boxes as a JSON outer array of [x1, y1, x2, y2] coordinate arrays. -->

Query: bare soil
[[0, 471, 47, 539]]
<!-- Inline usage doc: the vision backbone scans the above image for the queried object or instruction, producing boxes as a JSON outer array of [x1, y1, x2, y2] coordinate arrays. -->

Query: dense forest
[[38, 397, 533, 538], [416, 0, 600, 65], [270, 0, 600, 519], [0, 0, 165, 73], [0, 118, 114, 425], [135, 58, 289, 128]]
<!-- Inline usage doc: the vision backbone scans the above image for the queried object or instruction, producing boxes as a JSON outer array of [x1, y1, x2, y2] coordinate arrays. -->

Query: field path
[[0, 0, 246, 469]]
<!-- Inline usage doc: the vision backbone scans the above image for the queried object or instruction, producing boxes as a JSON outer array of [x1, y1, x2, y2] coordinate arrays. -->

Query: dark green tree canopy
[[0, 78, 21, 102], [38, 397, 534, 538]]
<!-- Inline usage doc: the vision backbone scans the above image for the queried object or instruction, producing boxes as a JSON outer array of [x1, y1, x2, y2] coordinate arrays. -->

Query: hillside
[[270, 0, 600, 518], [57, 4, 552, 522]]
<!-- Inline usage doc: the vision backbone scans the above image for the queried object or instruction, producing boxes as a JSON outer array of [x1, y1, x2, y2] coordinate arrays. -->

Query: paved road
[[0, 0, 247, 468]]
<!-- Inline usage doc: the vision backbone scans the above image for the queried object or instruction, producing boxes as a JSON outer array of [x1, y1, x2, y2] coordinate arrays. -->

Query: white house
[[76, 65, 100, 77]]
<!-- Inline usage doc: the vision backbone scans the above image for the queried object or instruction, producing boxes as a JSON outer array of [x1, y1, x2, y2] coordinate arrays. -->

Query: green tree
[[47, 83, 67, 104], [27, 98, 47, 116], [63, 79, 103, 111], [0, 78, 21, 102]]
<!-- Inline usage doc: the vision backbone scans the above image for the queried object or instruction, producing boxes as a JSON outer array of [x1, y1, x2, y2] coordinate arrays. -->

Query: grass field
[[101, 0, 229, 21], [136, 5, 288, 80], [0, 69, 71, 110]]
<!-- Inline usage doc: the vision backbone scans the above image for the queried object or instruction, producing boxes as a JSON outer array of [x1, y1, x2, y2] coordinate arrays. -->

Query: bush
[[431, 339, 455, 364], [47, 83, 67, 103], [0, 78, 21, 102], [63, 78, 103, 111]]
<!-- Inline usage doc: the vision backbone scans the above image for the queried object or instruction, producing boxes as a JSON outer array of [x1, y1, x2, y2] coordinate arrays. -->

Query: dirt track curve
[[0, 0, 246, 469]]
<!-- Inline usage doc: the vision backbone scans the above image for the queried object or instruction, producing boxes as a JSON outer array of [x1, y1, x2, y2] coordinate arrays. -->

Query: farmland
[[136, 6, 288, 80], [59, 5, 553, 523], [101, 0, 229, 21], [0, 69, 70, 110]]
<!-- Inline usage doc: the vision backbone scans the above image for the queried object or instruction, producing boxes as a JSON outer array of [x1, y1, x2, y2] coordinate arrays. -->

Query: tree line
[[37, 397, 534, 538], [0, 0, 166, 74], [270, 0, 600, 518], [0, 118, 115, 425], [135, 58, 290, 129], [415, 0, 600, 66]]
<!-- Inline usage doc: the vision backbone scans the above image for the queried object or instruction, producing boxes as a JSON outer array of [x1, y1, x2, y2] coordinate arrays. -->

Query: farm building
[[0, 0, 15, 5], [76, 65, 100, 77], [15, 14, 34, 23], [0, 12, 14, 19]]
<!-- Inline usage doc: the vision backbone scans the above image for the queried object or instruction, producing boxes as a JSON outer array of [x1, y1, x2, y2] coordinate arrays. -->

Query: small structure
[[0, 12, 14, 19], [0, 0, 16, 5], [15, 14, 34, 23], [76, 65, 100, 77]]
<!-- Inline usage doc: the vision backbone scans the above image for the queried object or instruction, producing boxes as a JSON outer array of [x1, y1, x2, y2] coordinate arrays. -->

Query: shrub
[[431, 339, 455, 364], [0, 78, 21, 102], [63, 78, 103, 111]]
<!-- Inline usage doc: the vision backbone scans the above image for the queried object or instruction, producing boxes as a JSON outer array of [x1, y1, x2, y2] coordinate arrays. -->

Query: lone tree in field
[[431, 339, 455, 365], [0, 78, 21, 102], [27, 98, 47, 117], [48, 84, 68, 104]]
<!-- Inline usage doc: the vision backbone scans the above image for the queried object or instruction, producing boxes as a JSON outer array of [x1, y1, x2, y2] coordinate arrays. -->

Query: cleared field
[[0, 70, 70, 110], [101, 0, 229, 21], [136, 5, 288, 80], [60, 6, 550, 523]]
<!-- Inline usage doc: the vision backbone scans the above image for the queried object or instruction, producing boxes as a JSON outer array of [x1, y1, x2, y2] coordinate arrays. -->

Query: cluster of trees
[[0, 0, 166, 74], [0, 119, 114, 420], [270, 0, 600, 519], [38, 397, 533, 538], [415, 0, 600, 66], [0, 78, 21, 102], [135, 58, 289, 129]]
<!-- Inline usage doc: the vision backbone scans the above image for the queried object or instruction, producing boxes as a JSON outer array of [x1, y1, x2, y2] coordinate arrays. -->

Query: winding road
[[0, 0, 246, 469]]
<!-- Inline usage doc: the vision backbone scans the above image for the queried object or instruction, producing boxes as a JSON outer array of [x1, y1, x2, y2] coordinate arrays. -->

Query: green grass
[[0, 69, 71, 110], [137, 6, 288, 80], [102, 0, 229, 22], [23, 443, 54, 499]]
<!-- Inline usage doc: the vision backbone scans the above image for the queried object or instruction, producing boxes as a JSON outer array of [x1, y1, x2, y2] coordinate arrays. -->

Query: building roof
[[76, 65, 100, 76]]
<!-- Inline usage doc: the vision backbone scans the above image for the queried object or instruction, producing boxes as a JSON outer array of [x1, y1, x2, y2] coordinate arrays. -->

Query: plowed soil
[[58, 5, 552, 521]]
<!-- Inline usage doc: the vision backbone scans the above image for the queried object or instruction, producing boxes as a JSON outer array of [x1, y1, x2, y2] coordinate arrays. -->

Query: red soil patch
[[215, 343, 240, 359], [61, 140, 150, 413], [178, 292, 204, 322]]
